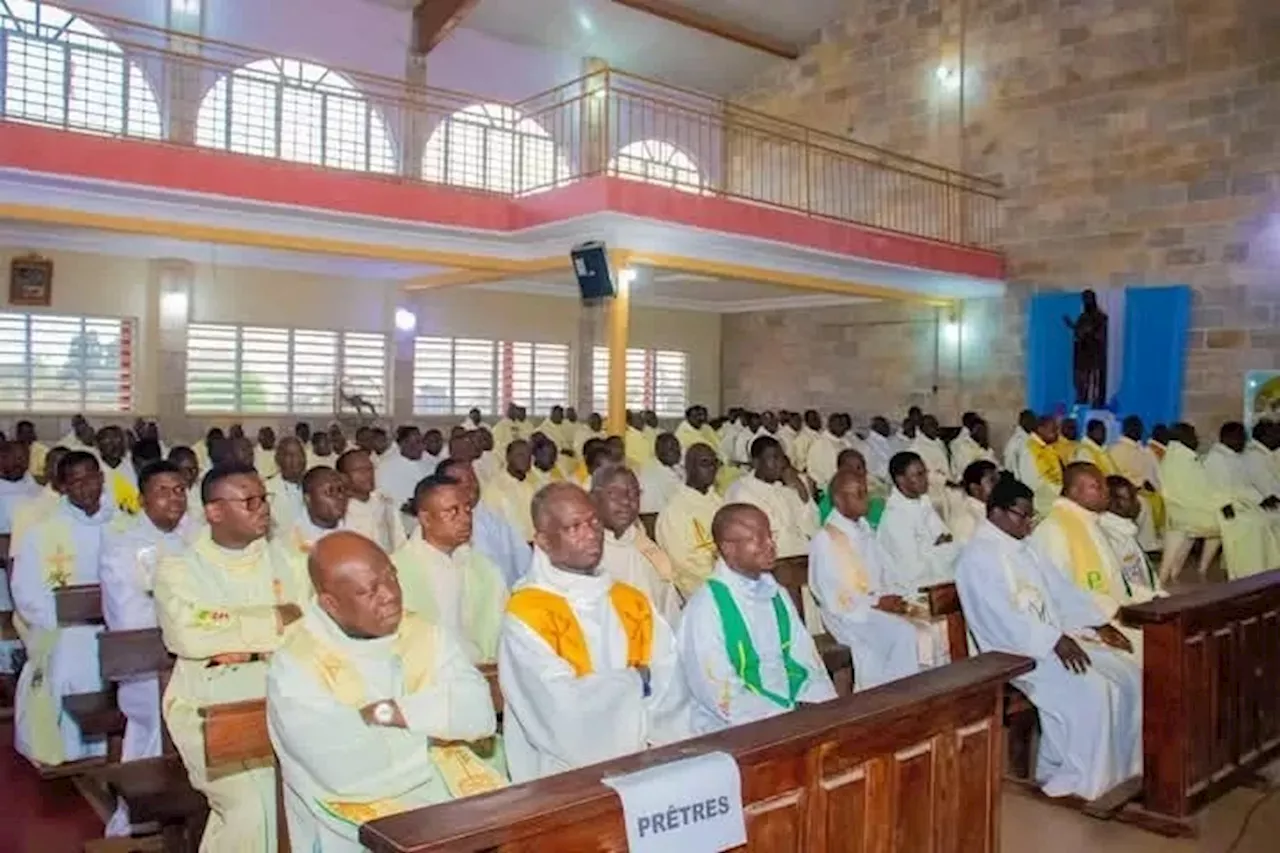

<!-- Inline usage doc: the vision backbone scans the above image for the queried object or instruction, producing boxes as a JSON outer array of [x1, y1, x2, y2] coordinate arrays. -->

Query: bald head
[[532, 483, 604, 575], [309, 531, 403, 639], [1062, 461, 1108, 513]]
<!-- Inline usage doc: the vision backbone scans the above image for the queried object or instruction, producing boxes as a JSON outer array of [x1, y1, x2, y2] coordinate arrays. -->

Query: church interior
[[0, 0, 1278, 850]]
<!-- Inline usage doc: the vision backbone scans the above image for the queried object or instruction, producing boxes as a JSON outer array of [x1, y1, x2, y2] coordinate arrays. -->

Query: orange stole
[[507, 583, 653, 676]]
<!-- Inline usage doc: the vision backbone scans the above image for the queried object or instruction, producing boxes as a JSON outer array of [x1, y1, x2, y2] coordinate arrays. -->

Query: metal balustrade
[[0, 2, 1002, 250]]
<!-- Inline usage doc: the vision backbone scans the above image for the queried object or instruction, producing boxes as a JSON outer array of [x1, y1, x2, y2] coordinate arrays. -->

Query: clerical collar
[[713, 560, 778, 601], [307, 600, 396, 654], [527, 547, 611, 601]]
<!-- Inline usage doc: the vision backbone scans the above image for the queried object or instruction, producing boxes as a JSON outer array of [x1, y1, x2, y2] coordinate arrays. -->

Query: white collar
[[711, 559, 780, 602], [524, 547, 612, 603]]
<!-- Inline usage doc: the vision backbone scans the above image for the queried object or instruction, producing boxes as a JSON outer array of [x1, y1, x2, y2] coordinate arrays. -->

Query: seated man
[[307, 431, 335, 469], [1002, 409, 1038, 474], [482, 439, 537, 543], [877, 452, 958, 589], [254, 427, 278, 479], [1108, 415, 1164, 551], [949, 414, 998, 482], [528, 433, 564, 490], [268, 532, 502, 852], [267, 436, 308, 537], [284, 466, 351, 555], [436, 459, 531, 588], [1098, 476, 1163, 605], [1031, 463, 1146, 653], [955, 475, 1141, 801], [1054, 419, 1080, 468], [0, 440, 39, 681], [655, 443, 725, 599], [1160, 422, 1280, 580], [155, 463, 309, 852], [862, 416, 895, 490], [592, 466, 682, 626], [805, 413, 855, 494], [949, 460, 999, 543], [11, 451, 114, 767], [909, 414, 952, 516], [376, 427, 435, 520], [809, 470, 922, 689], [1016, 415, 1065, 517], [1243, 420, 1280, 499], [679, 504, 836, 733], [624, 411, 655, 469], [498, 483, 692, 782], [725, 436, 818, 557], [338, 449, 406, 553], [393, 474, 508, 664], [98, 425, 141, 516], [10, 445, 69, 550], [817, 449, 883, 528], [100, 460, 198, 836], [638, 432, 683, 514]]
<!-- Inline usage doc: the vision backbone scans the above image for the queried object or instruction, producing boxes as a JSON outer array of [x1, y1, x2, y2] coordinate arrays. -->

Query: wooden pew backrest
[[922, 581, 970, 663], [201, 699, 271, 769], [56, 583, 103, 626], [362, 653, 1035, 853], [98, 628, 174, 683], [772, 554, 809, 614]]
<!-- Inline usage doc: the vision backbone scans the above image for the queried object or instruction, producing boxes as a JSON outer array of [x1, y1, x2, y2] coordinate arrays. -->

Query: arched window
[[610, 140, 702, 193], [196, 57, 396, 174], [422, 104, 568, 195], [1, 0, 161, 139]]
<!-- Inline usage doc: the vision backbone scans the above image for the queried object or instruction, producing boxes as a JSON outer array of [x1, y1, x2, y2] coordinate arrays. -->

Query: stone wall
[[724, 0, 1280, 433]]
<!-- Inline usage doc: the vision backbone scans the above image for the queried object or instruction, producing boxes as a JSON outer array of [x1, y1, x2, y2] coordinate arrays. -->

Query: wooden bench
[[773, 554, 854, 695], [1120, 568, 1280, 836], [90, 628, 208, 851], [361, 653, 1035, 852], [922, 580, 1040, 781]]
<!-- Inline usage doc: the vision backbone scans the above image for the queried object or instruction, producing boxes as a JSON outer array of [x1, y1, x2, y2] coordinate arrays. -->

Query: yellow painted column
[[606, 254, 631, 437]]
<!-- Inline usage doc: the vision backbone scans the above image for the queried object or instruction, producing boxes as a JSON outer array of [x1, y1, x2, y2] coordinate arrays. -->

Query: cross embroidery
[[47, 545, 74, 588]]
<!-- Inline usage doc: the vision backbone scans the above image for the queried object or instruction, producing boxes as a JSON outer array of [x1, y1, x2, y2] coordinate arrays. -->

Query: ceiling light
[[394, 308, 417, 332], [942, 320, 961, 344], [619, 267, 638, 287], [935, 65, 959, 91]]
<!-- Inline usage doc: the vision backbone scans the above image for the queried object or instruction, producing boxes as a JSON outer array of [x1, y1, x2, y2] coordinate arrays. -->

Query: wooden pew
[[53, 585, 127, 761], [56, 583, 106, 626], [1120, 568, 1280, 836], [772, 554, 854, 695], [197, 664, 506, 853], [91, 628, 208, 850], [922, 581, 1040, 781], [361, 652, 1034, 852]]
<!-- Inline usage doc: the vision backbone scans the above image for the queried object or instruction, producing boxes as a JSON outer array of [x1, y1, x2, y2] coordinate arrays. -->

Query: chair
[[1157, 527, 1221, 584]]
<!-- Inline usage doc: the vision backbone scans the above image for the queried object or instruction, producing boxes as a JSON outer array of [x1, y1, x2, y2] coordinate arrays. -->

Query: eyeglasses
[[1003, 506, 1033, 523], [212, 494, 271, 512]]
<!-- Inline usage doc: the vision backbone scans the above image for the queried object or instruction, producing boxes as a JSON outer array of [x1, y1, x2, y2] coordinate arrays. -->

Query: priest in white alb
[[338, 449, 406, 553], [725, 436, 818, 557], [11, 451, 114, 768], [267, 437, 308, 538], [909, 415, 952, 516], [482, 439, 537, 544], [804, 413, 855, 493], [679, 504, 836, 734], [268, 532, 504, 852], [155, 463, 310, 852], [1098, 475, 1163, 606], [592, 466, 682, 626], [877, 452, 958, 589], [393, 474, 508, 663], [655, 443, 725, 598], [808, 470, 921, 689], [375, 427, 436, 523], [638, 433, 684, 514], [436, 458, 532, 589], [497, 484, 692, 782], [283, 467, 350, 556], [100, 460, 199, 836], [955, 475, 1142, 802]]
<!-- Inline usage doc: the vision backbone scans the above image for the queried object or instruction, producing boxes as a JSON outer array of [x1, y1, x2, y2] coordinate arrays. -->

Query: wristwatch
[[372, 700, 396, 725]]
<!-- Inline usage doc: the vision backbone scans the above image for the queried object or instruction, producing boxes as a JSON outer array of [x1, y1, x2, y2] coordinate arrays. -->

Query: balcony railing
[[0, 2, 1002, 250]]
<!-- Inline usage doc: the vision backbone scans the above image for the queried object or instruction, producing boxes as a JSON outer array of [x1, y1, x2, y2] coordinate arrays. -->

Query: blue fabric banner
[[1113, 285, 1191, 430], [1026, 291, 1079, 415]]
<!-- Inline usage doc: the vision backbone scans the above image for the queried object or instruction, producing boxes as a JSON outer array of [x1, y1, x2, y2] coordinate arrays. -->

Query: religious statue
[[1064, 289, 1108, 407]]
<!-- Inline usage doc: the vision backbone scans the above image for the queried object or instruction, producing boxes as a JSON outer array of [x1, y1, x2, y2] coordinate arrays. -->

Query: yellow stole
[[39, 515, 78, 590], [1048, 503, 1113, 596], [1080, 441, 1118, 476], [284, 613, 506, 823], [822, 522, 871, 609], [1028, 437, 1064, 487], [1052, 439, 1078, 468], [506, 583, 653, 677], [106, 465, 141, 515], [632, 523, 675, 583]]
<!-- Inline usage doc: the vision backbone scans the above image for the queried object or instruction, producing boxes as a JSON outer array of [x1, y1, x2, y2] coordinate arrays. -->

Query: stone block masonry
[[723, 0, 1280, 435]]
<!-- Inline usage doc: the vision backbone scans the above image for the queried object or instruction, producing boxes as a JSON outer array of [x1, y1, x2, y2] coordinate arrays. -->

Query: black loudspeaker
[[571, 241, 615, 301]]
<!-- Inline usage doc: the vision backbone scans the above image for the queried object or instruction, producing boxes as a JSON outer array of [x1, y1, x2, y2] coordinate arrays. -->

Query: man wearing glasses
[[954, 474, 1140, 802], [154, 461, 310, 853]]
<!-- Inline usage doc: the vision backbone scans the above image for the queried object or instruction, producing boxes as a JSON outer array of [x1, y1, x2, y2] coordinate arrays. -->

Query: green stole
[[706, 578, 808, 709]]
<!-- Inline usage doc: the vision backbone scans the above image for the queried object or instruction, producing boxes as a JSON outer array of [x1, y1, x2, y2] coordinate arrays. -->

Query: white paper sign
[[602, 751, 747, 852]]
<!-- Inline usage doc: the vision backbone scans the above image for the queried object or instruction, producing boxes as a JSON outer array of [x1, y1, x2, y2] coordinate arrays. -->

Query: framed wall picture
[[10, 254, 53, 306]]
